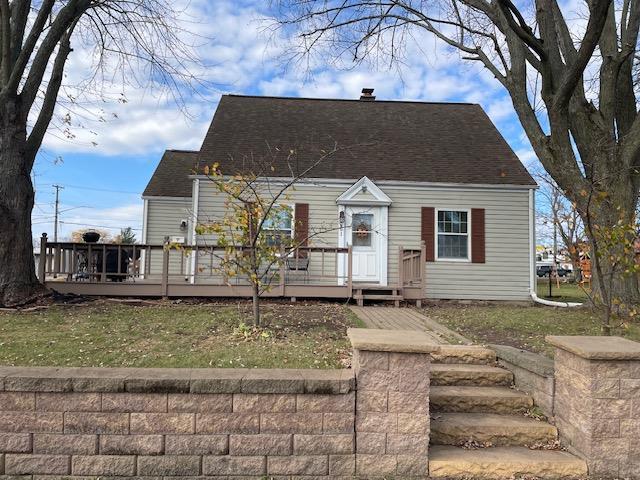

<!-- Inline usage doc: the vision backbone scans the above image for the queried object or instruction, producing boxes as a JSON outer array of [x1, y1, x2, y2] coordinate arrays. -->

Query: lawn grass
[[0, 301, 359, 369], [536, 278, 590, 303], [426, 302, 640, 358]]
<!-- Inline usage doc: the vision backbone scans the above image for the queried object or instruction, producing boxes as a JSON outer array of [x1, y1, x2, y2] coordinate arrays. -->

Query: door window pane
[[352, 213, 373, 247]]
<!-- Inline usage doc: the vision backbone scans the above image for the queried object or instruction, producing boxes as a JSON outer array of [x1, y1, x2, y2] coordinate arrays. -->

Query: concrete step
[[431, 364, 513, 387], [431, 345, 496, 365], [430, 386, 533, 414], [429, 445, 587, 479], [431, 413, 558, 446]]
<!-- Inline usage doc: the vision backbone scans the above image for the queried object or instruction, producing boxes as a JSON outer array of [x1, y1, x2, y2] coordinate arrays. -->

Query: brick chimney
[[359, 88, 375, 100]]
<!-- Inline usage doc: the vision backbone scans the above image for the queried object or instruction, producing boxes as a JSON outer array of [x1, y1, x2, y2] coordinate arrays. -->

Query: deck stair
[[428, 345, 587, 479], [353, 285, 404, 307]]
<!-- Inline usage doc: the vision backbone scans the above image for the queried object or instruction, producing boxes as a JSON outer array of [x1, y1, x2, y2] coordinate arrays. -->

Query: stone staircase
[[428, 345, 587, 479]]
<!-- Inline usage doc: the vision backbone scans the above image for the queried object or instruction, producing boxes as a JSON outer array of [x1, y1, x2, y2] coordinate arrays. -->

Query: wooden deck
[[350, 306, 472, 345]]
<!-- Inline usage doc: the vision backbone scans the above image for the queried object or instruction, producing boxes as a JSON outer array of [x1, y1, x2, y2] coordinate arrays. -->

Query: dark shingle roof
[[142, 150, 198, 197], [196, 95, 536, 186]]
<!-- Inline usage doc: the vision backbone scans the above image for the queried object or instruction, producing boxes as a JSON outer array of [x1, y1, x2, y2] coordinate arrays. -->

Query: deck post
[[418, 241, 427, 307], [38, 233, 47, 283], [347, 246, 353, 297], [161, 239, 170, 299]]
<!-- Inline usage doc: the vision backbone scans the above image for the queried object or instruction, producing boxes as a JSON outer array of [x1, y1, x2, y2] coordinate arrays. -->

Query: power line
[[40, 183, 140, 195], [59, 221, 142, 231]]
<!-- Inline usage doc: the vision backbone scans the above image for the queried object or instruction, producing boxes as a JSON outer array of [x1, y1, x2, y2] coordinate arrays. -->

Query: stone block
[[389, 352, 430, 371], [353, 350, 389, 371], [0, 434, 31, 453], [124, 368, 190, 393], [65, 367, 128, 393], [0, 413, 62, 433], [71, 455, 135, 476], [621, 418, 640, 436], [397, 412, 429, 434], [329, 454, 355, 475], [267, 455, 328, 475], [355, 432, 385, 454], [137, 455, 200, 476], [355, 412, 397, 433], [356, 391, 387, 412], [130, 413, 194, 434], [5, 454, 70, 475], [355, 453, 396, 475], [386, 433, 429, 455], [165, 434, 228, 455], [322, 413, 354, 433], [241, 369, 305, 393], [102, 393, 167, 413], [3, 369, 72, 393], [35, 393, 100, 412], [621, 379, 640, 398], [33, 434, 96, 455], [296, 393, 354, 413], [168, 393, 232, 413], [63, 412, 128, 434], [397, 370, 430, 393], [229, 434, 292, 455], [387, 392, 429, 413], [260, 413, 323, 433], [202, 455, 266, 475], [356, 370, 398, 392], [99, 434, 164, 455], [196, 413, 260, 434], [190, 369, 244, 394], [294, 434, 354, 454], [397, 454, 430, 476], [0, 393, 35, 411], [303, 369, 354, 394], [233, 393, 295, 412], [592, 419, 621, 438]]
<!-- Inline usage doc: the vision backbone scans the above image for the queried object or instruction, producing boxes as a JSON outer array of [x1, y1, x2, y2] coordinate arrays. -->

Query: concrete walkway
[[349, 306, 472, 345]]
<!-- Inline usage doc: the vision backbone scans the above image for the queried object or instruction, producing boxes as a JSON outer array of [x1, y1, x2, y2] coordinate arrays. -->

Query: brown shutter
[[294, 204, 309, 256], [421, 207, 435, 262], [471, 208, 486, 263]]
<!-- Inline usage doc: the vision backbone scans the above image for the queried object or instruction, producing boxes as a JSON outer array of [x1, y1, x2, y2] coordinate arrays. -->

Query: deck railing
[[399, 242, 427, 288], [37, 234, 353, 298]]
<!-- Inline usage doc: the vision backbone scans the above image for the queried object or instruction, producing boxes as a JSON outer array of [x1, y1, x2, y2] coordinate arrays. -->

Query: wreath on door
[[354, 222, 369, 238]]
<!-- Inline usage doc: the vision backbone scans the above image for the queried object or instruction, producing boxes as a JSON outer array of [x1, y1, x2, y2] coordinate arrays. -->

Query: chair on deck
[[286, 257, 310, 284]]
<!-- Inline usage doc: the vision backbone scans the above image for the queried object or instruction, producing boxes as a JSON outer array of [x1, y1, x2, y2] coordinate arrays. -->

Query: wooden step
[[353, 294, 403, 300], [429, 446, 587, 479], [431, 364, 513, 387], [431, 413, 558, 446], [430, 386, 533, 414], [432, 345, 497, 365]]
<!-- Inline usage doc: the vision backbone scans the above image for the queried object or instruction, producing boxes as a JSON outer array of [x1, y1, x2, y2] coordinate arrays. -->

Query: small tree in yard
[[114, 227, 137, 244], [195, 146, 341, 326]]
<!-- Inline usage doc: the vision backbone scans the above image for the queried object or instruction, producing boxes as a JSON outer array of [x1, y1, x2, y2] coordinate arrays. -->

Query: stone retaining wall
[[0, 368, 356, 478], [490, 344, 555, 417]]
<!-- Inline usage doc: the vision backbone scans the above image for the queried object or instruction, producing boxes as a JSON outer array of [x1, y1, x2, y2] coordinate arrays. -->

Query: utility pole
[[52, 184, 64, 242]]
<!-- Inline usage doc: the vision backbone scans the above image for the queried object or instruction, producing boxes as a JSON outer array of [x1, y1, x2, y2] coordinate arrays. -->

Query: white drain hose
[[531, 292, 583, 308]]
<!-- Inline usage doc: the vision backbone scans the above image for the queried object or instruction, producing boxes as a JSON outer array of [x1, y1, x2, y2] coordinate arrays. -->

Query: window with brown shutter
[[471, 208, 486, 263], [421, 207, 435, 262]]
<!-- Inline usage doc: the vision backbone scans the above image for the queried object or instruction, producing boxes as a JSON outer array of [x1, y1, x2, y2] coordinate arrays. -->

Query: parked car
[[536, 265, 571, 277]]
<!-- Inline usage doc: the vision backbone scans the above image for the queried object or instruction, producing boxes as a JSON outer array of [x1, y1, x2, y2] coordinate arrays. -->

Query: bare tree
[[273, 0, 640, 304], [536, 172, 584, 279], [0, 1, 204, 306]]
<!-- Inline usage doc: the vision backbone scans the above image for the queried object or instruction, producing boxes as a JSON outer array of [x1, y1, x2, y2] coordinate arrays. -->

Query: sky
[[32, 0, 543, 243]]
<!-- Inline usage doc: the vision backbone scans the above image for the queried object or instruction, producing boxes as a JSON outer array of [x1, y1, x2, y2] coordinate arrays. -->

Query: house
[[140, 90, 537, 302]]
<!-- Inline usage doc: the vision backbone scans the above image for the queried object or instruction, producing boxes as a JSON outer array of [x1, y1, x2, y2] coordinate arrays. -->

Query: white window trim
[[262, 204, 295, 250], [435, 208, 472, 263]]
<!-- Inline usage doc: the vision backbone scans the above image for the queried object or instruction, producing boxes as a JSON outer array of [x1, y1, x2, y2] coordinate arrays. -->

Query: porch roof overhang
[[336, 176, 392, 206]]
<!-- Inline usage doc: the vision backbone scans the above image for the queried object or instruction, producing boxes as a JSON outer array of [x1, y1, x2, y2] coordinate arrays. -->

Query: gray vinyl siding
[[194, 180, 533, 301], [144, 197, 192, 278]]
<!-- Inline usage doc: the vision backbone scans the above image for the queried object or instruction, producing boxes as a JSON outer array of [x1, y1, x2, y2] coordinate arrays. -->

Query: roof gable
[[197, 95, 536, 187], [337, 177, 392, 206]]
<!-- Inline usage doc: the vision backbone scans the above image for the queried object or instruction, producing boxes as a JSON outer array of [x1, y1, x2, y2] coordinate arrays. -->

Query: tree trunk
[[251, 283, 261, 326], [0, 95, 48, 307]]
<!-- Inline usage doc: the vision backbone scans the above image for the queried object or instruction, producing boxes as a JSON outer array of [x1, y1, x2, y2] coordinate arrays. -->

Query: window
[[437, 210, 469, 260], [352, 213, 374, 247], [263, 205, 293, 247]]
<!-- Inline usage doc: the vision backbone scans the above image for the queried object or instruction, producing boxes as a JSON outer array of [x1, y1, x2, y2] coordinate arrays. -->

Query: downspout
[[190, 178, 200, 285], [529, 188, 582, 308]]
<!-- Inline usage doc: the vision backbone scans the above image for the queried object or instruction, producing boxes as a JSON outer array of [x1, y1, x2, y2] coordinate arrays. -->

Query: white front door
[[346, 206, 380, 283]]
